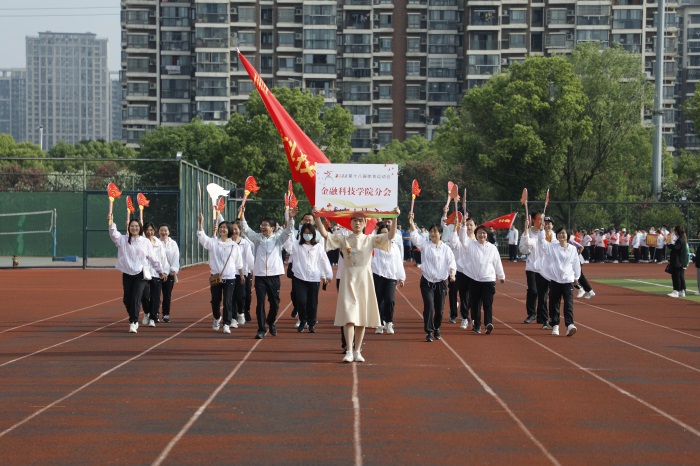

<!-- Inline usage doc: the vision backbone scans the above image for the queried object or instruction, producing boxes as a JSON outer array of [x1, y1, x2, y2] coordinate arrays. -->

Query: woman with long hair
[[667, 225, 688, 298], [140, 221, 169, 327], [108, 214, 166, 333], [158, 223, 179, 323], [230, 220, 253, 326], [372, 222, 406, 335]]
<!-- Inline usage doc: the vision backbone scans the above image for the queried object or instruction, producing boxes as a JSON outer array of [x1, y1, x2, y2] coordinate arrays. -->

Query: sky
[[0, 0, 122, 71]]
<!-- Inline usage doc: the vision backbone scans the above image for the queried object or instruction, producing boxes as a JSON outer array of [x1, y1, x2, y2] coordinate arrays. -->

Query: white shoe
[[230, 319, 238, 329], [129, 323, 137, 333], [223, 324, 231, 334], [552, 325, 560, 336], [148, 319, 156, 327], [142, 314, 149, 325], [375, 326, 383, 334], [237, 314, 246, 325], [342, 352, 354, 363], [679, 290, 686, 297], [353, 351, 365, 362], [212, 317, 222, 330], [386, 322, 395, 334], [566, 324, 577, 337], [577, 288, 586, 298], [667, 290, 679, 298], [460, 318, 469, 329], [584, 290, 596, 299], [613, 260, 618, 264], [135, 322, 139, 330], [295, 319, 301, 328]]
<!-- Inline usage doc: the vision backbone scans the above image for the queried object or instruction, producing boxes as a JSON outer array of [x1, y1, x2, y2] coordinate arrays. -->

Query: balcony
[[467, 65, 500, 75], [343, 68, 372, 78]]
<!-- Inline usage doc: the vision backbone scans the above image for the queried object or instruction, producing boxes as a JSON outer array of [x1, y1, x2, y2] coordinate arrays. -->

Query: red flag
[[480, 213, 518, 230], [237, 51, 372, 232]]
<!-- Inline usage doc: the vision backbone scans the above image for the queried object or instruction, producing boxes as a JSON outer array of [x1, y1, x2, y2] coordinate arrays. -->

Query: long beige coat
[[326, 232, 391, 327]]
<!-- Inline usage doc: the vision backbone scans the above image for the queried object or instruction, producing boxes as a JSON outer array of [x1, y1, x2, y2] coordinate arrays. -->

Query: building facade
[[120, 0, 689, 158], [0, 69, 27, 143], [111, 72, 124, 143], [26, 32, 111, 150]]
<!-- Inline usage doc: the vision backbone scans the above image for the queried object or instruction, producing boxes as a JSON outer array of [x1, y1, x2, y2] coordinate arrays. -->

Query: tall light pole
[[38, 125, 44, 151], [652, 0, 665, 199]]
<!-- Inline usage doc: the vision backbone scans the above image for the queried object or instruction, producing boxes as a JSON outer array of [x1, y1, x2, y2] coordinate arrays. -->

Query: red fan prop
[[410, 179, 420, 215], [137, 193, 150, 225], [445, 210, 463, 226], [451, 183, 460, 213], [520, 188, 529, 223], [107, 182, 122, 224], [217, 197, 225, 214], [542, 188, 550, 217], [289, 192, 298, 209], [445, 181, 454, 209], [126, 196, 136, 218], [238, 176, 261, 219], [285, 180, 293, 210]]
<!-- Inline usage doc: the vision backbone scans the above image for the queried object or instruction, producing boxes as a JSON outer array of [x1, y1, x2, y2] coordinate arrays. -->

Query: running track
[[0, 262, 698, 465]]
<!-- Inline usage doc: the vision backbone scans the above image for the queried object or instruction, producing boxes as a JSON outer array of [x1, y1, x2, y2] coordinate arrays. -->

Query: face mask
[[303, 234, 313, 241]]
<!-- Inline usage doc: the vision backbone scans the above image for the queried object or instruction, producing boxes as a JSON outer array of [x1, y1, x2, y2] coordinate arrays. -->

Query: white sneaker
[[230, 319, 238, 329], [375, 326, 384, 334], [342, 352, 354, 363], [353, 351, 365, 362], [237, 314, 246, 325], [223, 324, 231, 334], [212, 317, 222, 330], [135, 322, 139, 330], [148, 319, 156, 327], [667, 290, 679, 298], [577, 288, 586, 298], [460, 318, 469, 329], [552, 325, 560, 336], [566, 324, 577, 337], [142, 314, 149, 325], [679, 290, 686, 297], [613, 260, 618, 264], [295, 319, 301, 328], [129, 323, 137, 333], [584, 290, 596, 299], [386, 322, 395, 334]]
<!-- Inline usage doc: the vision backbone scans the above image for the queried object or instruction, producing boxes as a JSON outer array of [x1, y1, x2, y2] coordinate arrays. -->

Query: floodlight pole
[[652, 0, 665, 199]]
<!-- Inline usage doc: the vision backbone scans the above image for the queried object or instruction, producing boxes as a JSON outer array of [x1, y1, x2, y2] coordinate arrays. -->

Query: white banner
[[315, 163, 398, 218]]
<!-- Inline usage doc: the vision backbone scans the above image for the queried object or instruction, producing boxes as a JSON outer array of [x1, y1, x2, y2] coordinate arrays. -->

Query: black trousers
[[671, 267, 686, 292], [413, 247, 422, 265], [525, 270, 537, 318], [535, 272, 549, 324], [448, 278, 459, 320], [244, 273, 253, 314], [161, 275, 175, 316], [549, 281, 574, 327], [123, 272, 147, 324], [508, 244, 518, 261], [470, 280, 495, 327], [373, 274, 397, 323], [210, 279, 235, 325], [578, 269, 592, 292], [620, 246, 629, 262], [142, 278, 162, 320], [655, 248, 665, 262], [640, 246, 649, 261], [583, 246, 592, 262], [611, 244, 619, 261], [634, 247, 641, 262], [289, 265, 297, 313], [595, 246, 606, 262], [254, 275, 281, 332], [420, 276, 446, 334], [450, 271, 472, 320], [294, 277, 320, 324], [232, 275, 246, 317]]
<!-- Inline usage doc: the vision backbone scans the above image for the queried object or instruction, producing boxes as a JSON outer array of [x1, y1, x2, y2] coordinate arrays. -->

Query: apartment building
[[121, 0, 683, 158], [0, 69, 27, 143]]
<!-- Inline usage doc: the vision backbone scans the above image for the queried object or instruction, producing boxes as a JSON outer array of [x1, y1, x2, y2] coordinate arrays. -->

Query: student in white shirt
[[140, 222, 169, 328], [448, 215, 477, 330], [408, 213, 456, 342], [520, 212, 550, 328], [656, 228, 667, 263], [158, 223, 179, 323], [231, 220, 254, 326], [372, 222, 406, 335], [108, 214, 166, 334], [536, 224, 581, 337], [198, 214, 245, 334], [507, 224, 519, 262]]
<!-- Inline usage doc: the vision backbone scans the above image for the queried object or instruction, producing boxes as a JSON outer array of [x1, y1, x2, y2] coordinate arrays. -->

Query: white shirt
[[581, 234, 592, 247], [234, 237, 254, 275], [197, 231, 244, 279], [372, 242, 406, 281], [538, 230, 581, 284], [594, 233, 606, 248], [109, 224, 164, 276], [410, 230, 456, 283], [286, 241, 333, 282], [461, 239, 505, 283], [632, 233, 641, 248], [619, 233, 629, 247], [656, 232, 666, 249], [161, 237, 180, 275], [448, 226, 476, 278], [521, 227, 545, 273], [145, 237, 169, 279], [241, 219, 293, 276], [507, 228, 519, 245]]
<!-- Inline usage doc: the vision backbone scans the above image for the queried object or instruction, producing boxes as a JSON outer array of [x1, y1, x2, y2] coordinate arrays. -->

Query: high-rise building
[[120, 1, 684, 159], [0, 69, 27, 143], [111, 72, 123, 143], [26, 32, 110, 150]]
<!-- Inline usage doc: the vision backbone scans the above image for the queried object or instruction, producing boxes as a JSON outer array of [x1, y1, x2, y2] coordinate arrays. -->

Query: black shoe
[[473, 326, 482, 334], [426, 332, 433, 342], [244, 311, 252, 323], [291, 309, 298, 318], [308, 325, 315, 333], [162, 315, 170, 323], [485, 323, 494, 334], [523, 315, 536, 324], [297, 321, 305, 333], [434, 328, 441, 340], [255, 331, 265, 339], [449, 318, 457, 324], [269, 324, 277, 336]]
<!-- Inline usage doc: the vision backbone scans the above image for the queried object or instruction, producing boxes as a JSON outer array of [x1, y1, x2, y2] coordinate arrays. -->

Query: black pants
[[244, 273, 253, 314], [123, 272, 147, 324], [470, 280, 495, 328], [595, 246, 605, 262], [420, 276, 446, 334], [254, 275, 281, 332], [210, 279, 235, 325], [671, 267, 686, 292], [142, 278, 162, 320], [450, 271, 471, 320], [233, 274, 246, 318], [294, 277, 320, 325], [161, 275, 175, 317], [535, 272, 549, 324], [404, 244, 412, 261], [373, 274, 397, 324], [549, 281, 574, 327], [508, 244, 518, 261], [620, 246, 629, 262], [414, 247, 422, 265], [612, 244, 619, 262], [448, 278, 459, 320], [525, 270, 537, 319], [655, 248, 665, 262], [583, 246, 592, 262], [578, 269, 592, 292]]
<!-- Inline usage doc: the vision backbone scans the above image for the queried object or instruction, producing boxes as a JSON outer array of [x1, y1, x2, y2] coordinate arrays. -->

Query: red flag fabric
[[480, 212, 518, 230], [237, 51, 375, 232]]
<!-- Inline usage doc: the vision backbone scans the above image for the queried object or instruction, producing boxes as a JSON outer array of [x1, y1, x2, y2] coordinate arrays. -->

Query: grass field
[[593, 276, 700, 301]]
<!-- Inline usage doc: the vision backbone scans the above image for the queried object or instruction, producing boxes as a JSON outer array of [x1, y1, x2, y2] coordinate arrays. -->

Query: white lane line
[[352, 362, 363, 466], [0, 287, 210, 369], [625, 278, 673, 289], [0, 314, 210, 439], [495, 291, 700, 438], [152, 302, 292, 466], [396, 284, 561, 466], [0, 271, 209, 334]]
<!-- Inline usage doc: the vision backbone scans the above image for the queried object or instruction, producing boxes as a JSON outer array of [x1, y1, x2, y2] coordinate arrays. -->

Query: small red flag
[[126, 196, 136, 214], [480, 213, 518, 230]]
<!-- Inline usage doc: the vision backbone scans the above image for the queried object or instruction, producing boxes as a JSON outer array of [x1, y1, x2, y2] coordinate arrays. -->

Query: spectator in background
[[609, 227, 619, 263], [667, 225, 688, 298], [619, 228, 630, 262], [580, 229, 592, 263], [487, 226, 497, 245], [507, 223, 519, 262]]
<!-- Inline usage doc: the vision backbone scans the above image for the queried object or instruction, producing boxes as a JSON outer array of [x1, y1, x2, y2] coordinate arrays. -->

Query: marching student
[[287, 212, 324, 329], [140, 222, 169, 327], [446, 214, 477, 330], [198, 214, 245, 334], [230, 220, 253, 325], [520, 212, 551, 328], [158, 223, 179, 323], [372, 222, 406, 335], [408, 212, 456, 342], [536, 222, 580, 337], [440, 207, 461, 324], [240, 207, 294, 339], [316, 208, 400, 362], [108, 214, 166, 334]]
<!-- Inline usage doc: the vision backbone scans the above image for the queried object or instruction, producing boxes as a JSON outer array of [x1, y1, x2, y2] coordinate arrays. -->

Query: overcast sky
[[0, 0, 121, 71]]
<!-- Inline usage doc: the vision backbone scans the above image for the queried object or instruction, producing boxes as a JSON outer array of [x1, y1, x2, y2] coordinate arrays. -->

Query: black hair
[[530, 211, 541, 220], [299, 224, 318, 245], [674, 225, 687, 243], [157, 223, 171, 232], [260, 217, 277, 229], [427, 224, 443, 235], [301, 212, 315, 223], [127, 218, 143, 244], [143, 222, 156, 236], [555, 226, 570, 241], [375, 221, 388, 233], [474, 225, 488, 235], [218, 220, 234, 239]]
